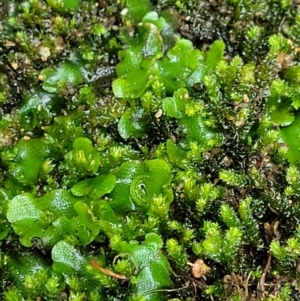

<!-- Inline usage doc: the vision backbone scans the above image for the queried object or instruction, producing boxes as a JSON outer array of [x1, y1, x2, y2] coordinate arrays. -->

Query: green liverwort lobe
[[46, 0, 80, 13], [130, 159, 173, 212], [120, 233, 173, 301], [9, 139, 52, 185], [40, 61, 84, 94], [64, 137, 101, 175], [52, 241, 86, 274]]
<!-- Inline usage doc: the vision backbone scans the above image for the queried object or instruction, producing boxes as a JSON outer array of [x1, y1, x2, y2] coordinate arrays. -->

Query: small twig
[[243, 271, 252, 299], [258, 252, 272, 298], [191, 281, 197, 301], [271, 275, 292, 296], [185, 274, 207, 290], [169, 266, 207, 290], [90, 259, 128, 280]]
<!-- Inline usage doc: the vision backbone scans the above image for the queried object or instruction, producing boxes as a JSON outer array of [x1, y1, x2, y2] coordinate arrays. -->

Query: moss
[[2, 0, 300, 300]]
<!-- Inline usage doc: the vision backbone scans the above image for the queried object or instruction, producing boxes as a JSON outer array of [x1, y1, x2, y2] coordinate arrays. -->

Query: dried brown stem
[[90, 259, 128, 280]]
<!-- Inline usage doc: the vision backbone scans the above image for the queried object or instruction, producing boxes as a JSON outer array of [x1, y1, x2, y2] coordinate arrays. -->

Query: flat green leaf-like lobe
[[70, 174, 116, 199], [38, 189, 78, 218], [7, 189, 98, 247], [162, 97, 184, 118], [109, 161, 145, 213], [280, 113, 300, 165], [130, 159, 173, 211], [46, 0, 80, 13], [10, 139, 52, 185], [113, 23, 162, 98], [7, 194, 46, 247], [17, 91, 59, 131], [93, 200, 118, 224], [120, 233, 172, 300], [159, 39, 202, 91], [267, 95, 295, 126], [113, 70, 149, 98], [52, 241, 86, 274], [118, 108, 147, 139], [116, 49, 143, 77], [74, 201, 100, 236], [162, 88, 187, 118], [64, 137, 101, 175], [142, 11, 166, 31], [180, 115, 217, 148], [165, 39, 201, 72], [126, 0, 152, 23], [41, 61, 83, 93], [7, 194, 41, 223], [166, 139, 187, 168], [42, 216, 76, 246]]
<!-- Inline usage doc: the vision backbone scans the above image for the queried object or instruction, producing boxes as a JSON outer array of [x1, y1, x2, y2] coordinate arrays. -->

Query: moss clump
[[1, 0, 300, 300]]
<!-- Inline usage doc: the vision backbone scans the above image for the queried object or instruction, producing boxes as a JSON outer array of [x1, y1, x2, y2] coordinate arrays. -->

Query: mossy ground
[[1, 0, 300, 301]]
